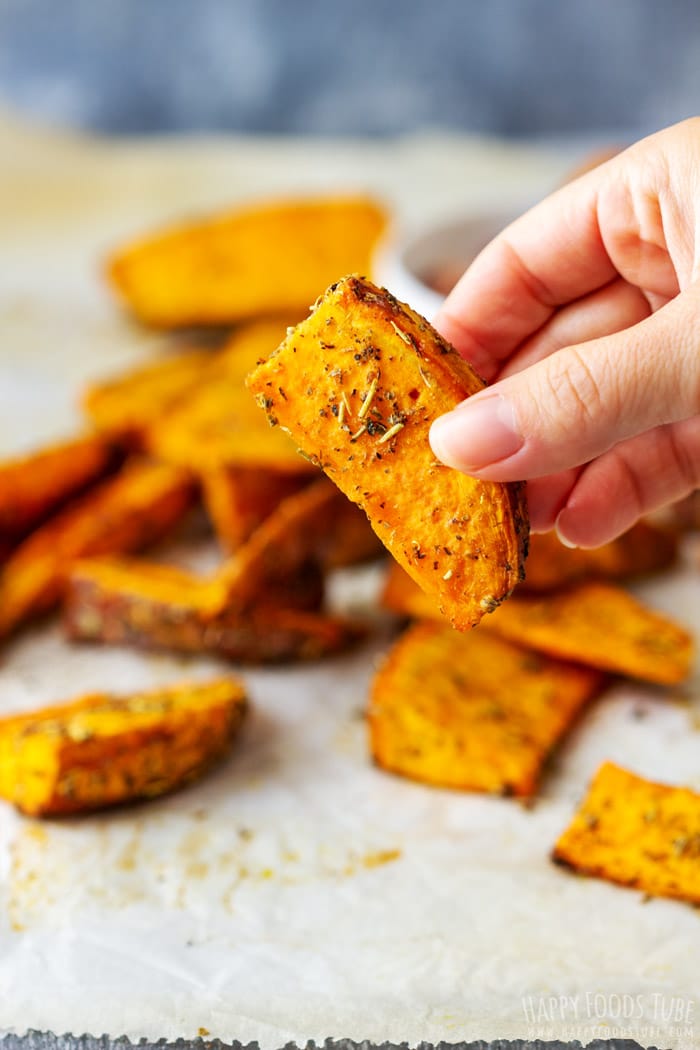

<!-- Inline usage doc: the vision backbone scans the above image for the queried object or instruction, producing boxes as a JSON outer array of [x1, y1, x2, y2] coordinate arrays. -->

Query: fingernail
[[555, 514, 578, 549], [430, 394, 524, 472]]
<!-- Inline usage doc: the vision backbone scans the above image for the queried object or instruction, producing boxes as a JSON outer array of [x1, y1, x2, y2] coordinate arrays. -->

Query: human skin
[[429, 118, 700, 548]]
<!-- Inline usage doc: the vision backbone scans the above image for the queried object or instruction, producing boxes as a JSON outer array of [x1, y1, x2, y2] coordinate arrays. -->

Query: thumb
[[430, 283, 700, 481]]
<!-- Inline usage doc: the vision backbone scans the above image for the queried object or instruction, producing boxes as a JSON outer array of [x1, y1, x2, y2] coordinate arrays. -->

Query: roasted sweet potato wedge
[[552, 762, 700, 904], [0, 460, 195, 637], [369, 621, 605, 796], [321, 493, 384, 568], [107, 195, 387, 328], [0, 678, 247, 816], [522, 521, 677, 592], [202, 467, 312, 551], [213, 477, 376, 610], [248, 276, 529, 629], [381, 564, 693, 685], [146, 319, 314, 474], [65, 557, 357, 664], [0, 435, 119, 544], [83, 348, 211, 445], [485, 581, 694, 685]]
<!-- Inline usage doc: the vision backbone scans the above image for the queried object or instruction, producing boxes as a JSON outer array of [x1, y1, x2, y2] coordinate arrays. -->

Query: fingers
[[433, 119, 700, 380], [497, 277, 651, 379], [554, 415, 700, 547], [525, 469, 582, 533], [430, 282, 700, 482], [433, 163, 616, 378]]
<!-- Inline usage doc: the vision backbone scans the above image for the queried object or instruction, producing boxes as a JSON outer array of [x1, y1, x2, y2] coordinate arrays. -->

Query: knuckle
[[538, 347, 615, 435]]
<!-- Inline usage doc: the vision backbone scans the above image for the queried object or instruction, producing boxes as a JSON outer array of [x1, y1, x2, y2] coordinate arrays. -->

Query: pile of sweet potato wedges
[[1, 194, 699, 908]]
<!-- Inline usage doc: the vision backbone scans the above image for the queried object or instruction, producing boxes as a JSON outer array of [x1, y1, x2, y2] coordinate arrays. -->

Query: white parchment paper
[[0, 113, 698, 1048]]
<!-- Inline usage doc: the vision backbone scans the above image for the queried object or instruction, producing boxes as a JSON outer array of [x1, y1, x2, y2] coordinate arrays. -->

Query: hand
[[429, 118, 700, 547]]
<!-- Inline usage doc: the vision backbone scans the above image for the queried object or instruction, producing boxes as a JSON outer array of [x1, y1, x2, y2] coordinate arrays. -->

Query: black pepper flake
[[366, 419, 387, 436], [331, 404, 339, 417]]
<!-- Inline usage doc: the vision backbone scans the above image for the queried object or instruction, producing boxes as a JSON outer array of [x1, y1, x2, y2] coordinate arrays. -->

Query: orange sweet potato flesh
[[202, 467, 312, 551], [248, 276, 529, 630], [0, 434, 119, 544], [65, 556, 356, 664], [369, 621, 605, 797], [146, 319, 315, 474], [552, 762, 700, 904], [83, 348, 211, 446], [0, 459, 195, 637], [521, 521, 677, 592], [381, 563, 694, 685], [211, 476, 382, 611], [107, 196, 387, 328], [0, 678, 247, 816]]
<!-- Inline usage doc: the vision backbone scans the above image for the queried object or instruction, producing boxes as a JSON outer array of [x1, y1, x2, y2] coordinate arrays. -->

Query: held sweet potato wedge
[[0, 678, 247, 817], [146, 319, 315, 474], [83, 348, 211, 446], [521, 521, 677, 592], [107, 195, 387, 328], [381, 564, 693, 685], [0, 460, 195, 637], [552, 762, 700, 904], [0, 434, 120, 544], [65, 557, 356, 664], [248, 276, 529, 629], [369, 622, 605, 797]]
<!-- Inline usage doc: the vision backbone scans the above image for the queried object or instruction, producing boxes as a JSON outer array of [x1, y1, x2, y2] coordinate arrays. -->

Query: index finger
[[434, 169, 617, 381]]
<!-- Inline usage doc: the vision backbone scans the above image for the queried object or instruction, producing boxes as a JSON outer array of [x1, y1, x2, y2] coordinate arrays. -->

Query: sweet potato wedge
[[321, 494, 384, 568], [552, 762, 700, 904], [248, 276, 529, 629], [65, 557, 357, 664], [212, 477, 378, 611], [0, 434, 119, 544], [83, 348, 211, 445], [369, 621, 605, 796], [381, 564, 693, 685], [107, 195, 387, 328], [202, 467, 312, 551], [146, 319, 314, 474], [0, 678, 247, 816], [0, 460, 195, 637], [485, 581, 694, 685], [521, 521, 677, 592]]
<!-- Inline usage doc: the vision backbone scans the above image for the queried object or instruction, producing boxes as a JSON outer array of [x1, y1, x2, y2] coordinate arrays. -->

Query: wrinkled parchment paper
[[0, 113, 698, 1049]]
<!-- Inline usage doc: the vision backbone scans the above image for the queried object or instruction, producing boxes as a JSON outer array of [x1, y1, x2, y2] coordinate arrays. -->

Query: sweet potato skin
[[64, 557, 356, 665], [552, 762, 700, 904], [107, 196, 387, 328], [369, 621, 605, 797], [0, 678, 247, 817], [248, 276, 529, 630], [381, 563, 694, 685], [0, 435, 119, 544], [0, 460, 195, 637]]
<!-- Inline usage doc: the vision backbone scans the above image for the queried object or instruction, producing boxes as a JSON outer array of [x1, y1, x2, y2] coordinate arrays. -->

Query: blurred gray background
[[0, 0, 698, 138]]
